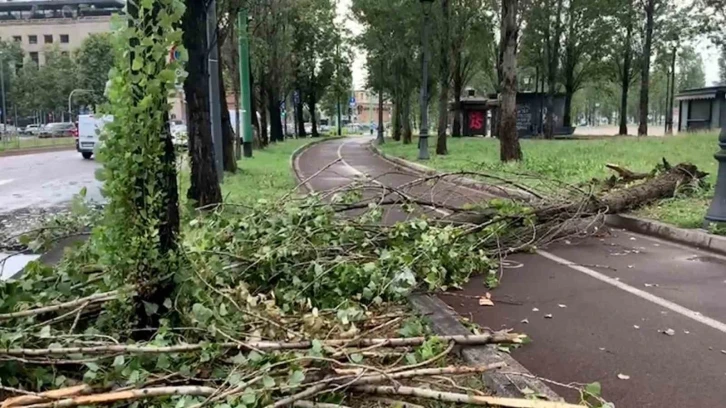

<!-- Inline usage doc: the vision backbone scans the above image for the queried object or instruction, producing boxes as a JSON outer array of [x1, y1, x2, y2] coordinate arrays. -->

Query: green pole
[[238, 9, 253, 158]]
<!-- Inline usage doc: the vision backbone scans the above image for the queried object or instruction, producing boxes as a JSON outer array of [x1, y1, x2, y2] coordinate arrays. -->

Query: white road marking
[[334, 138, 726, 334], [537, 249, 726, 335], [0, 179, 13, 187]]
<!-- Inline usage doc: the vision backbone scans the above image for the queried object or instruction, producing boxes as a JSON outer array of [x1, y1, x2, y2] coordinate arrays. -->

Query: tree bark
[[452, 65, 462, 137], [268, 89, 283, 142], [638, 0, 655, 136], [436, 0, 450, 155], [665, 47, 676, 135], [403, 96, 412, 144], [564, 85, 573, 129], [295, 91, 306, 137], [392, 98, 402, 141], [218, 59, 237, 173], [618, 17, 632, 136], [308, 93, 319, 137], [258, 80, 269, 147], [545, 0, 564, 139], [184, 0, 221, 208], [498, 0, 522, 161], [249, 61, 261, 147]]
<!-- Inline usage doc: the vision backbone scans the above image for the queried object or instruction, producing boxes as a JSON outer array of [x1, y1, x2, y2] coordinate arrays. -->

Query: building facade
[[352, 90, 392, 125], [676, 86, 726, 133], [0, 0, 122, 65]]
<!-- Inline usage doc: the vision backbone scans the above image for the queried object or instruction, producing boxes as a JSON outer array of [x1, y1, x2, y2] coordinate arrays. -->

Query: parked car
[[39, 122, 77, 138], [22, 124, 44, 136]]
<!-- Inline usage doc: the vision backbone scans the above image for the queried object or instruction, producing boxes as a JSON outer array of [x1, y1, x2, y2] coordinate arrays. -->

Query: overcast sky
[[337, 0, 722, 90]]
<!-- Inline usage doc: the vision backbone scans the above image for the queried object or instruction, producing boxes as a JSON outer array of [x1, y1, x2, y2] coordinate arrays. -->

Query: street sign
[[349, 96, 356, 107]]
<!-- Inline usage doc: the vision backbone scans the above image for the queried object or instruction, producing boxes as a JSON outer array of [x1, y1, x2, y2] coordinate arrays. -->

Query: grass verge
[[380, 133, 718, 228], [0, 136, 75, 152]]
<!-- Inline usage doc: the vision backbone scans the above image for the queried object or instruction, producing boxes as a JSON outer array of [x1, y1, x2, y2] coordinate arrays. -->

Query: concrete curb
[[0, 144, 75, 157], [605, 213, 726, 256], [409, 294, 562, 400], [290, 136, 346, 193], [368, 142, 534, 201], [370, 142, 726, 254]]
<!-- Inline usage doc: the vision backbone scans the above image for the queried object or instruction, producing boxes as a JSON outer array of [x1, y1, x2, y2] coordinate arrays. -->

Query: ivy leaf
[[262, 375, 275, 388], [288, 370, 305, 386], [231, 352, 247, 365], [241, 389, 256, 405], [85, 362, 100, 372], [350, 353, 364, 364], [38, 325, 51, 338], [156, 354, 170, 369], [219, 303, 228, 317], [191, 303, 213, 324], [584, 382, 602, 397], [112, 355, 125, 367]]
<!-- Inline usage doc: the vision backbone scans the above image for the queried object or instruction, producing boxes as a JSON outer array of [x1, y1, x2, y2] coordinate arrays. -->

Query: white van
[[77, 114, 113, 159]]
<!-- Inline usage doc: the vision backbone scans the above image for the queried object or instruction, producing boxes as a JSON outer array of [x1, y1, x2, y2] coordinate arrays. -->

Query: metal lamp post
[[0, 52, 6, 134], [417, 0, 433, 160], [705, 127, 726, 225], [68, 89, 92, 122]]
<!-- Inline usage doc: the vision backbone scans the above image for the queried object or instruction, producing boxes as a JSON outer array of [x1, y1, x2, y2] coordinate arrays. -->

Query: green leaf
[[241, 389, 256, 405], [350, 353, 364, 364], [288, 370, 305, 386], [584, 382, 602, 397], [85, 362, 100, 372], [262, 375, 275, 388], [156, 353, 171, 369], [191, 303, 214, 324], [231, 352, 247, 365], [219, 303, 228, 317], [38, 325, 51, 338], [132, 58, 143, 71], [112, 355, 125, 367]]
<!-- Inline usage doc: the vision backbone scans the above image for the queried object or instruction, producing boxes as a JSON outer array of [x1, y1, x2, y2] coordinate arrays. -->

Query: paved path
[[296, 136, 726, 407], [0, 150, 101, 214]]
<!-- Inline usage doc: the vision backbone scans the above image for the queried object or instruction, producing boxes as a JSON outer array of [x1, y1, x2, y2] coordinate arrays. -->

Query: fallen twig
[[352, 385, 583, 408], [0, 292, 117, 321], [10, 386, 217, 408]]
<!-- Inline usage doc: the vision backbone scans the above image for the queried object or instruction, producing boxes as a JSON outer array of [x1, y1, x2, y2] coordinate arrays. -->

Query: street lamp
[[417, 0, 433, 160], [705, 128, 726, 225]]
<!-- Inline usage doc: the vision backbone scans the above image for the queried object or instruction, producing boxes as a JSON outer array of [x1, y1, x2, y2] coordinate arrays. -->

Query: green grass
[[0, 136, 75, 152], [380, 133, 720, 228], [221, 138, 315, 205]]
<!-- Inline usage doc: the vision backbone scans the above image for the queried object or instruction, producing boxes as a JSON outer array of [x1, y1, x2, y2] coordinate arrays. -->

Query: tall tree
[[719, 47, 726, 84], [436, 0, 450, 155], [184, 0, 222, 206], [75, 33, 114, 110], [544, 0, 564, 139], [499, 0, 523, 161], [637, 0, 657, 136]]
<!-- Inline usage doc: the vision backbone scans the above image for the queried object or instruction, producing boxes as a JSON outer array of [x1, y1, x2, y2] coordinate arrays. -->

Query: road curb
[[290, 136, 346, 193], [409, 294, 562, 400], [370, 142, 726, 254], [0, 144, 75, 158]]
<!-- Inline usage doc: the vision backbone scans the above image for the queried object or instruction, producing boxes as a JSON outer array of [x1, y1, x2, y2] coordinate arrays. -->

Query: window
[[60, 34, 69, 44], [29, 52, 38, 65], [28, 35, 37, 44], [12, 36, 20, 43], [44, 34, 52, 44]]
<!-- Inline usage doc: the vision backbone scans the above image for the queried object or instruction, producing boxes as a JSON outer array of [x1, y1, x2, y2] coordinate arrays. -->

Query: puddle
[[0, 252, 40, 280]]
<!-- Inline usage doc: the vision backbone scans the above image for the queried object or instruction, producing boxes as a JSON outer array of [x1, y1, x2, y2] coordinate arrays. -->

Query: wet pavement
[[295, 136, 726, 407], [0, 150, 102, 214], [0, 150, 100, 279]]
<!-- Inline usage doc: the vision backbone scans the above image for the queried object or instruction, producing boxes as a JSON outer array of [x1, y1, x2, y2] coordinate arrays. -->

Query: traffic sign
[[349, 96, 356, 107]]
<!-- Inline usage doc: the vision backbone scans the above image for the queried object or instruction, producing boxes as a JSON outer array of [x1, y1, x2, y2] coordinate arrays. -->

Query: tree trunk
[[392, 98, 402, 141], [563, 85, 573, 129], [308, 93, 319, 137], [498, 0, 522, 161], [403, 96, 413, 144], [545, 0, 564, 139], [436, 0, 450, 155], [618, 10, 633, 136], [249, 62, 261, 146], [638, 0, 655, 136], [218, 59, 237, 173], [125, 0, 179, 333], [184, 0, 221, 208], [295, 91, 306, 137], [268, 89, 283, 142], [259, 79, 269, 147], [452, 75, 462, 137], [665, 47, 676, 135]]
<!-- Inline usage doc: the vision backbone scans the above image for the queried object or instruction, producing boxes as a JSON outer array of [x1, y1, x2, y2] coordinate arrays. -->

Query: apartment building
[[0, 0, 123, 65]]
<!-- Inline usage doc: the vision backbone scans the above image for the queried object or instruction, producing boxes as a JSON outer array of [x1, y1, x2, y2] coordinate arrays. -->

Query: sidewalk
[[295, 136, 726, 407]]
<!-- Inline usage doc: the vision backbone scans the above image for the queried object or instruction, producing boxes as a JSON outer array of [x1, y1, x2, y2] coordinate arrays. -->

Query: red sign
[[468, 111, 484, 130]]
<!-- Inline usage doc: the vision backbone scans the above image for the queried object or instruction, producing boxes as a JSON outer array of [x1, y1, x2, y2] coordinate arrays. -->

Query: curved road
[[296, 136, 726, 407]]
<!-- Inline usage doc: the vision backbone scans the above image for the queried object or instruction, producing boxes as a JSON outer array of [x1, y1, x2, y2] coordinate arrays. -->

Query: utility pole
[[207, 0, 223, 182]]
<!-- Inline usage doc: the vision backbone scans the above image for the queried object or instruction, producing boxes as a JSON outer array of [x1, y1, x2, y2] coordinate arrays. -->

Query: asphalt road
[[296, 136, 726, 407], [0, 150, 102, 214]]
